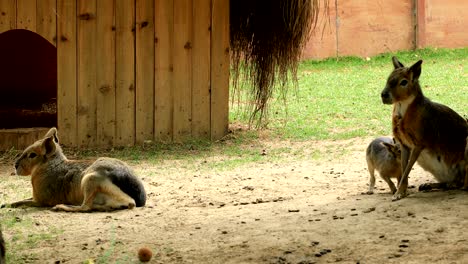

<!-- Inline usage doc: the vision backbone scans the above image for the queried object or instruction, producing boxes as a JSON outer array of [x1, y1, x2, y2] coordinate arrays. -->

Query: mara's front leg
[[1, 198, 41, 208], [393, 146, 423, 201]]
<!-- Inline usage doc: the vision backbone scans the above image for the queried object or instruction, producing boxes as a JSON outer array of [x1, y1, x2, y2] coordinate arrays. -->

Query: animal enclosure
[[303, 0, 468, 59], [0, 0, 229, 149]]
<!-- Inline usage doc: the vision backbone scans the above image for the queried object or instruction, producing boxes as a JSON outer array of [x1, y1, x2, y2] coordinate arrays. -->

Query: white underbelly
[[416, 150, 461, 183]]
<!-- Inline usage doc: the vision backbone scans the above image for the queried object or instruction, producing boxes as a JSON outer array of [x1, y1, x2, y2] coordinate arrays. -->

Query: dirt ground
[[1, 137, 468, 264]]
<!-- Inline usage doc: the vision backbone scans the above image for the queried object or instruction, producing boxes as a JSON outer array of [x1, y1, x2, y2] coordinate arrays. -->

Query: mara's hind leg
[[463, 163, 468, 190], [366, 161, 376, 194], [53, 172, 136, 212], [381, 175, 397, 194], [90, 180, 136, 211], [52, 172, 100, 212]]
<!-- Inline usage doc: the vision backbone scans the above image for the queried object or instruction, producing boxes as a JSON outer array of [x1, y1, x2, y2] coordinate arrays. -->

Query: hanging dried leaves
[[230, 0, 327, 127]]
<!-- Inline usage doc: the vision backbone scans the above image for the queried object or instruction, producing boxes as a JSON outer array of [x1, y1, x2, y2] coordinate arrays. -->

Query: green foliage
[[231, 47, 468, 140]]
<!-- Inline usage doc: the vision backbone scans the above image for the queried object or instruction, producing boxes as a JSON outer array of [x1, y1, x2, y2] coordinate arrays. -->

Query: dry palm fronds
[[230, 0, 327, 127]]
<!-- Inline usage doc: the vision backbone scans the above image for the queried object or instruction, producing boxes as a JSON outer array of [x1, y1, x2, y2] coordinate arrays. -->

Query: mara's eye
[[28, 153, 37, 159], [400, 80, 408, 86]]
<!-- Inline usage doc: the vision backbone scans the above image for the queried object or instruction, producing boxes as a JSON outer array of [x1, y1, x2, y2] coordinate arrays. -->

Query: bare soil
[[1, 137, 468, 264]]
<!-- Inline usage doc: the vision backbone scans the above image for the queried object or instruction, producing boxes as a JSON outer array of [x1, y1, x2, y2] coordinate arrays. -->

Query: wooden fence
[[303, 0, 468, 59], [0, 0, 229, 148]]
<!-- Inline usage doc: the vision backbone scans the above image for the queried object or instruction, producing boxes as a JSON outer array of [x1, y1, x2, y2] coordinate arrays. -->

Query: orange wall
[[303, 0, 468, 59]]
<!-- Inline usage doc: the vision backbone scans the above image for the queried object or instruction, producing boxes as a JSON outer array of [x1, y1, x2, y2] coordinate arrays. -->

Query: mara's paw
[[118, 202, 136, 210], [391, 191, 406, 201], [51, 204, 68, 211]]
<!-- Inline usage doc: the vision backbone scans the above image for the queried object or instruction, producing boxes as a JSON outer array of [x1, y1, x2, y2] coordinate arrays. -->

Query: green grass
[[1, 210, 62, 263], [230, 47, 468, 140], [47, 47, 466, 169]]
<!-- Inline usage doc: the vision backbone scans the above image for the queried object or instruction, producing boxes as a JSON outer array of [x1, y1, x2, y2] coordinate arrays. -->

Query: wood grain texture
[[173, 0, 192, 142], [154, 0, 174, 142], [0, 0, 17, 33], [135, 0, 154, 143], [191, 0, 211, 139], [210, 0, 229, 140], [36, 0, 56, 45], [17, 0, 36, 31], [57, 0, 77, 146], [96, 0, 115, 147], [77, 0, 97, 147], [115, 0, 135, 146]]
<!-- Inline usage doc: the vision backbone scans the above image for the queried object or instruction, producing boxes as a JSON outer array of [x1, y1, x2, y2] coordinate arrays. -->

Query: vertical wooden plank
[[210, 0, 229, 140], [191, 0, 211, 139], [96, 0, 115, 147], [154, 0, 173, 142], [0, 0, 16, 33], [17, 0, 36, 31], [115, 0, 135, 146], [416, 0, 426, 48], [36, 0, 56, 45], [135, 0, 154, 143], [57, 0, 77, 147], [77, 0, 97, 147], [173, 0, 192, 142]]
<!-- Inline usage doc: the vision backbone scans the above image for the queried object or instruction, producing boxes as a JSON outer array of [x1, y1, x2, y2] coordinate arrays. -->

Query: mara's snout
[[381, 90, 393, 104]]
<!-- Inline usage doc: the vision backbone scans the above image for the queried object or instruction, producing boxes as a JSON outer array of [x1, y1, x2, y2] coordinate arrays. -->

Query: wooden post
[[154, 0, 174, 142], [57, 0, 77, 147], [115, 0, 136, 146], [210, 0, 229, 140]]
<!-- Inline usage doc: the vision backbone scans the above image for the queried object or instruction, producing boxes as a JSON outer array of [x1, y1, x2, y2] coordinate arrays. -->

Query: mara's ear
[[409, 60, 423, 81], [44, 127, 59, 143], [392, 56, 405, 69], [42, 136, 56, 156]]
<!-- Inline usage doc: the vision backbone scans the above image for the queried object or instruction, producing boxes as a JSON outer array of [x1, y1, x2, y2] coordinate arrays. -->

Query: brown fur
[[381, 57, 468, 201], [0, 229, 4, 264], [2, 128, 147, 212], [465, 136, 468, 189], [365, 137, 402, 194]]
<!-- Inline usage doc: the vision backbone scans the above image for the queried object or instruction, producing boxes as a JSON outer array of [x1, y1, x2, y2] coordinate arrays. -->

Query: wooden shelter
[[0, 0, 229, 149]]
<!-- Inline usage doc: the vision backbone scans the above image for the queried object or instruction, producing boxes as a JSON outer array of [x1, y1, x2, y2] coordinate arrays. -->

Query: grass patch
[[230, 47, 468, 140], [1, 210, 62, 263]]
